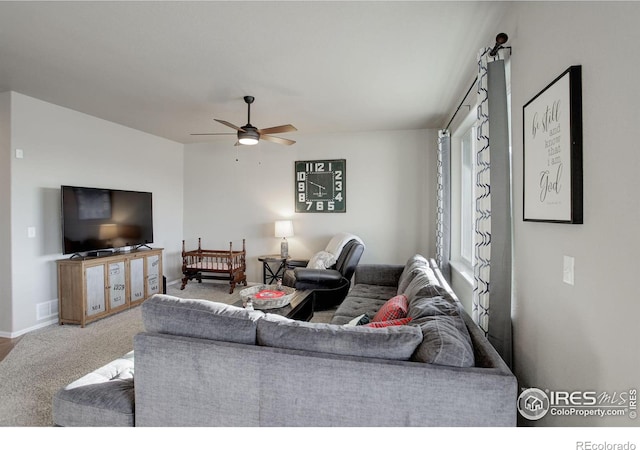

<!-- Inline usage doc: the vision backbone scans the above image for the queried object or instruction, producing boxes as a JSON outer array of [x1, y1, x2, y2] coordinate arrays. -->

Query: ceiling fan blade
[[260, 134, 296, 146], [190, 132, 235, 136], [214, 119, 244, 132], [258, 124, 297, 135]]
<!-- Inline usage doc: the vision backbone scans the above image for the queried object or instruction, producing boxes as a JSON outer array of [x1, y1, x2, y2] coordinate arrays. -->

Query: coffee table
[[231, 288, 315, 322]]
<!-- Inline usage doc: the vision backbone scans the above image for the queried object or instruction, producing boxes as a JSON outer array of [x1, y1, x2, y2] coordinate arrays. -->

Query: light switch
[[27, 227, 36, 238], [563, 256, 574, 285], [15, 148, 24, 159]]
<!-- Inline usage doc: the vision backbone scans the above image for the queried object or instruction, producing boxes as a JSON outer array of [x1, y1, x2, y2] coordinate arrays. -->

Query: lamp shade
[[274, 220, 294, 238]]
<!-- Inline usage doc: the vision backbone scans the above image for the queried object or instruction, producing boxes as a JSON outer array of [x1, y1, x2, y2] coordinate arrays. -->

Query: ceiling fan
[[191, 96, 297, 146]]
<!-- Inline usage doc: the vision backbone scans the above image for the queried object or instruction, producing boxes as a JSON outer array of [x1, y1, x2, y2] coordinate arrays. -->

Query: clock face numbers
[[295, 159, 346, 213]]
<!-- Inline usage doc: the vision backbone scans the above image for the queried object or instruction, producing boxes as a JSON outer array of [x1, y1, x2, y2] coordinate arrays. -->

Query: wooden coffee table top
[[231, 287, 314, 321]]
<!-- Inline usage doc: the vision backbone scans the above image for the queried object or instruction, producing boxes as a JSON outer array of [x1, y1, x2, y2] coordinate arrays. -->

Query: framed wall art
[[295, 159, 346, 213], [523, 65, 583, 223]]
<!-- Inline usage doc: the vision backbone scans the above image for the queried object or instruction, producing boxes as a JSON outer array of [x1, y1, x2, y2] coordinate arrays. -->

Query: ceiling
[[0, 1, 511, 144]]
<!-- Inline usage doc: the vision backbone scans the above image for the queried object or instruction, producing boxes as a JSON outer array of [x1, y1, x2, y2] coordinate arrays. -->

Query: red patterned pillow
[[372, 294, 409, 322], [364, 317, 413, 328]]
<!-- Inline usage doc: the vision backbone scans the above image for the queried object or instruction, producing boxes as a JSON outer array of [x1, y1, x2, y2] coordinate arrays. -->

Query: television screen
[[61, 185, 154, 255]]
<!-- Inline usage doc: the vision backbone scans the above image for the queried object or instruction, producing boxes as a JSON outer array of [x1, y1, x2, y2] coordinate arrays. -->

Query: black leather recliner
[[283, 239, 365, 311]]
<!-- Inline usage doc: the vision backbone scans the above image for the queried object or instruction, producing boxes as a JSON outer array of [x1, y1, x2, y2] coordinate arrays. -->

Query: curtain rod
[[443, 33, 510, 132], [444, 75, 477, 132]]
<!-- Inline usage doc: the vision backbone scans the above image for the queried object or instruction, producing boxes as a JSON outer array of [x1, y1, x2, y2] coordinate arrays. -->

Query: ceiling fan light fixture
[[195, 96, 296, 146], [237, 128, 259, 145]]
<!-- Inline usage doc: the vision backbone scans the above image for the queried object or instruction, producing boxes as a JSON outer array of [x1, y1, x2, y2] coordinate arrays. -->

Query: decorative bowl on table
[[239, 285, 296, 309]]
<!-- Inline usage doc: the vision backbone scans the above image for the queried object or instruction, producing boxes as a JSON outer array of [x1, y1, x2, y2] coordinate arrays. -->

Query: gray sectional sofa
[[53, 256, 517, 427]]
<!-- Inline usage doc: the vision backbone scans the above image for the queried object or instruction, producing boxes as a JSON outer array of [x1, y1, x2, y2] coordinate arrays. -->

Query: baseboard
[[0, 317, 58, 339]]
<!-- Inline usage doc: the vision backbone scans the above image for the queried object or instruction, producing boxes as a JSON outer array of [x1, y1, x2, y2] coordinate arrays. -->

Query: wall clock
[[295, 159, 346, 213]]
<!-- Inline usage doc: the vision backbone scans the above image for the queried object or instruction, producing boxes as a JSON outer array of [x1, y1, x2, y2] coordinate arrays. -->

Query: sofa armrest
[[354, 264, 404, 287], [286, 259, 308, 269], [293, 268, 343, 284]]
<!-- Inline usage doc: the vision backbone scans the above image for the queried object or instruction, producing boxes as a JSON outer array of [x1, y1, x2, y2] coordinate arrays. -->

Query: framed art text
[[523, 65, 583, 223]]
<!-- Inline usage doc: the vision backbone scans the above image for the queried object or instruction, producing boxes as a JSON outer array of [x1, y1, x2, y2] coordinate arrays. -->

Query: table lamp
[[275, 220, 294, 258]]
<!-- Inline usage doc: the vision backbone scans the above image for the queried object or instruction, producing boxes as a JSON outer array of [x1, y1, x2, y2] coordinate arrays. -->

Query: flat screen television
[[61, 185, 154, 255]]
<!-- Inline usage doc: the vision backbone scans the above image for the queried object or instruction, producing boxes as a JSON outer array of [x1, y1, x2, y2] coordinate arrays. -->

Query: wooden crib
[[181, 238, 247, 294]]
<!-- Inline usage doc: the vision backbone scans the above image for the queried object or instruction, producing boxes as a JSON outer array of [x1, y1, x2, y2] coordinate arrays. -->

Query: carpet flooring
[[0, 281, 335, 427]]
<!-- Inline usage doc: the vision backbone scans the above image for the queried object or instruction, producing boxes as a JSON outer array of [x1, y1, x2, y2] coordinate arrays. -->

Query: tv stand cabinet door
[[85, 264, 107, 319], [108, 260, 127, 312], [128, 250, 163, 306], [145, 253, 162, 298], [129, 256, 146, 304]]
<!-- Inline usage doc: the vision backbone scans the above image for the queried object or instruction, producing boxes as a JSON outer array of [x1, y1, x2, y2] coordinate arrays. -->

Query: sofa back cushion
[[142, 294, 264, 345], [411, 315, 475, 367], [403, 267, 441, 304], [256, 317, 422, 361], [407, 286, 460, 318], [396, 254, 429, 295], [406, 289, 475, 367]]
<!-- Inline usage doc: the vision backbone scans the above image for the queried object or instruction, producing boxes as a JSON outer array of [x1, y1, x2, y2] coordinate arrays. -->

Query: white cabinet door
[[108, 261, 127, 309], [129, 257, 145, 303], [146, 254, 160, 296], [85, 265, 106, 317]]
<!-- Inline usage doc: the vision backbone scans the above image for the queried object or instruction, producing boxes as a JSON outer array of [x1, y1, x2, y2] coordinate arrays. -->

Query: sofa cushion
[[53, 352, 135, 427], [363, 317, 413, 328], [407, 287, 460, 319], [403, 267, 441, 305], [142, 294, 264, 345], [397, 254, 429, 295], [257, 317, 422, 361], [411, 315, 475, 367], [408, 295, 459, 318], [372, 294, 409, 322], [350, 283, 399, 301], [331, 284, 397, 325]]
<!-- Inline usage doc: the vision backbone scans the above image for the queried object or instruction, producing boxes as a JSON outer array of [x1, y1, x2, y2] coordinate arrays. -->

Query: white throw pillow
[[346, 313, 367, 327], [306, 251, 337, 269]]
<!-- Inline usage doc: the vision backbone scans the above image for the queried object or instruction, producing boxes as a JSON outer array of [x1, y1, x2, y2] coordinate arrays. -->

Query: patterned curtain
[[473, 47, 492, 334], [436, 130, 451, 281], [472, 47, 512, 367]]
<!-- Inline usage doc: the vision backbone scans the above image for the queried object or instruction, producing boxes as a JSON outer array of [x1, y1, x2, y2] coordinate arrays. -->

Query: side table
[[258, 255, 288, 285]]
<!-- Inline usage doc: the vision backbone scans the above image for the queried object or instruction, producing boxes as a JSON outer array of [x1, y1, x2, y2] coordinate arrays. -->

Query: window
[[450, 108, 476, 281], [460, 125, 475, 265]]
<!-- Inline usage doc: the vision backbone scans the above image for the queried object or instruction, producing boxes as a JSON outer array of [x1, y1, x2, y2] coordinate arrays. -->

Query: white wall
[[183, 129, 436, 283], [0, 92, 12, 333], [4, 92, 184, 336], [501, 2, 640, 426]]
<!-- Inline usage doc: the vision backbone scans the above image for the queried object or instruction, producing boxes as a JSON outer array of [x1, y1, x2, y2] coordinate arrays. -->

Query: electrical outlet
[[563, 256, 574, 285]]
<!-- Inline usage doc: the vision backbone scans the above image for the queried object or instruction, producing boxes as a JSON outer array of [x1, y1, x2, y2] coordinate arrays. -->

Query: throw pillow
[[371, 294, 409, 322], [346, 313, 371, 326], [363, 317, 413, 328], [306, 251, 337, 269]]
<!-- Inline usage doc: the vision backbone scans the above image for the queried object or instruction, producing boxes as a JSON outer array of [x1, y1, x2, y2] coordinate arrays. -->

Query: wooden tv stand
[[56, 248, 163, 327]]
